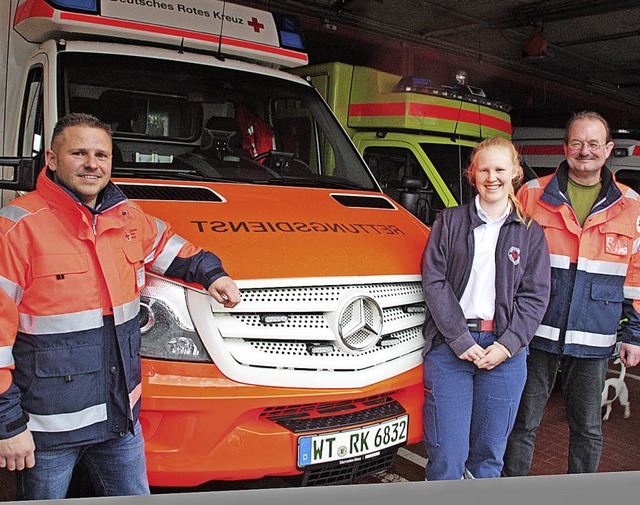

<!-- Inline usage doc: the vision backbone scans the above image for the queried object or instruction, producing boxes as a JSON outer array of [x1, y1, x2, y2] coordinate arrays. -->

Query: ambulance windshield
[[58, 53, 377, 191]]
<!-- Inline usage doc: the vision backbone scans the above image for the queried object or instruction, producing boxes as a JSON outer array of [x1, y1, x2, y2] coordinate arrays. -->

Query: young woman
[[420, 136, 551, 480]]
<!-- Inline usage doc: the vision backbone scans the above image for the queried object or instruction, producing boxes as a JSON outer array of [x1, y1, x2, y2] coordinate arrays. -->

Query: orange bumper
[[139, 359, 424, 487]]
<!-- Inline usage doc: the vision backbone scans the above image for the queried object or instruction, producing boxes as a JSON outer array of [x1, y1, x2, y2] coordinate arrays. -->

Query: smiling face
[[471, 145, 517, 211], [563, 117, 614, 185], [46, 125, 113, 208]]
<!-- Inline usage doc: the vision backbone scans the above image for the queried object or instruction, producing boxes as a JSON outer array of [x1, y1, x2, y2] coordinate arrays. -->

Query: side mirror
[[0, 157, 37, 192]]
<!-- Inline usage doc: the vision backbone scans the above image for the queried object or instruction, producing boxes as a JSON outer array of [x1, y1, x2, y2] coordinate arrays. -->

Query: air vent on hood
[[117, 184, 223, 202], [331, 193, 396, 209]]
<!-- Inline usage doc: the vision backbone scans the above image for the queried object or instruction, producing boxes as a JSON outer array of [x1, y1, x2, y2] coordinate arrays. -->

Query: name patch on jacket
[[137, 267, 145, 288], [605, 234, 629, 256]]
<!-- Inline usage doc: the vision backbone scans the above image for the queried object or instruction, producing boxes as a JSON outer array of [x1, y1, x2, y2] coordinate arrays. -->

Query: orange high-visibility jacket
[[517, 162, 640, 358], [0, 169, 227, 448]]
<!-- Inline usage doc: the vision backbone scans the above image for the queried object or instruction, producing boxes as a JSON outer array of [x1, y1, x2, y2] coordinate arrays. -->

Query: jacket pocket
[[115, 327, 142, 394], [32, 253, 89, 278], [121, 241, 145, 291], [23, 344, 103, 416], [30, 253, 94, 310], [128, 328, 142, 388], [35, 344, 101, 377], [599, 221, 634, 257], [122, 241, 145, 264], [590, 282, 625, 304], [587, 282, 625, 335]]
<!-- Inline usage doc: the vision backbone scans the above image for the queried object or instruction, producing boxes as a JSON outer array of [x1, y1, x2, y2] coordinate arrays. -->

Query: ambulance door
[[18, 63, 46, 162], [352, 135, 457, 226], [2, 54, 46, 205]]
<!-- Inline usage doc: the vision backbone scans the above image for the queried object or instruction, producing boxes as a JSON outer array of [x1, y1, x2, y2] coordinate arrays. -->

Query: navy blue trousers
[[423, 331, 527, 480]]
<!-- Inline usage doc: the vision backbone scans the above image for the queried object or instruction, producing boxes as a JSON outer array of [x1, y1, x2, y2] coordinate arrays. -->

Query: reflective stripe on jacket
[[518, 162, 640, 358], [0, 169, 226, 447]]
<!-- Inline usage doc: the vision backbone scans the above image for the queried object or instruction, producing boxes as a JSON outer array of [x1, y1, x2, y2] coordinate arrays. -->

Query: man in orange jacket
[[0, 113, 240, 500], [503, 111, 640, 477]]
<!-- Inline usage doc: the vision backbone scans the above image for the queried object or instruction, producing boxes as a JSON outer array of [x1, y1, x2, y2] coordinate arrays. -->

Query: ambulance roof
[[14, 0, 308, 68], [347, 66, 512, 139]]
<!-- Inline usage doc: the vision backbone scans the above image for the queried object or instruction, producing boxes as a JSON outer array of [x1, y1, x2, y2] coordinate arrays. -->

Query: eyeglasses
[[567, 140, 605, 151]]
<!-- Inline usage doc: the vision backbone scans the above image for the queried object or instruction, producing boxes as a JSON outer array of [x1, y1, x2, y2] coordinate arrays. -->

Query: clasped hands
[[458, 343, 509, 370]]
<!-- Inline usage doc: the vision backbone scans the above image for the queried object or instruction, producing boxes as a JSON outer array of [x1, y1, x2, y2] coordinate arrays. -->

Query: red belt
[[466, 318, 494, 332]]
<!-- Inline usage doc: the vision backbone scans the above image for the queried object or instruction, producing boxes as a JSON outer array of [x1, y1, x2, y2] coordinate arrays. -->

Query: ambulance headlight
[[139, 277, 212, 363], [613, 147, 629, 157]]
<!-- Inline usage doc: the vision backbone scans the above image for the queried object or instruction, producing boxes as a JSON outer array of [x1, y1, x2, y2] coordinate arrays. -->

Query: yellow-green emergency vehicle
[[291, 62, 514, 225]]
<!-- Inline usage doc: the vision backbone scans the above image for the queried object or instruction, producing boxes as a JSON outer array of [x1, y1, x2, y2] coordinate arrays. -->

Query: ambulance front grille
[[243, 326, 420, 358], [260, 392, 394, 422], [237, 281, 422, 305], [270, 401, 406, 434], [214, 279, 426, 375]]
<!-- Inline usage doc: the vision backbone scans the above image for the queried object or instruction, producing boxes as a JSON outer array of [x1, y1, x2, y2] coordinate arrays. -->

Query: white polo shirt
[[459, 196, 511, 320]]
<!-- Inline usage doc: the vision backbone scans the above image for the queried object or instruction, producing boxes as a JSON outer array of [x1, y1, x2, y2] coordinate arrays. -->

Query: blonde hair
[[466, 136, 531, 227]]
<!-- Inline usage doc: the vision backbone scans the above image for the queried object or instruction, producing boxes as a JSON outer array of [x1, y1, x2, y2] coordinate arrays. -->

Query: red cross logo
[[508, 246, 521, 266], [247, 17, 265, 33]]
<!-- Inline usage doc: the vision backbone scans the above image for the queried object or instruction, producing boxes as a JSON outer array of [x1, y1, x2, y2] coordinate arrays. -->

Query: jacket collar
[[37, 167, 128, 214], [541, 160, 622, 212], [467, 194, 519, 229]]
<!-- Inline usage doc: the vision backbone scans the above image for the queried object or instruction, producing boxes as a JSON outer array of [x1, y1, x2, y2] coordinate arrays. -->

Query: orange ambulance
[[0, 0, 429, 487]]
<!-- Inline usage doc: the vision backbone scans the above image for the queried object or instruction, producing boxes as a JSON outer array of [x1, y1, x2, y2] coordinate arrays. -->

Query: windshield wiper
[[113, 167, 367, 189], [112, 167, 234, 183], [113, 167, 198, 179], [265, 175, 364, 190]]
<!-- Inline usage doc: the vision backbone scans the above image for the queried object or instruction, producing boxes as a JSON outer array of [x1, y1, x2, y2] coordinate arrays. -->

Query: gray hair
[[564, 111, 611, 143]]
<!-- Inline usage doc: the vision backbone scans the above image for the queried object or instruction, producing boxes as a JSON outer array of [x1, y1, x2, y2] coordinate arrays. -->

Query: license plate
[[297, 414, 408, 467]]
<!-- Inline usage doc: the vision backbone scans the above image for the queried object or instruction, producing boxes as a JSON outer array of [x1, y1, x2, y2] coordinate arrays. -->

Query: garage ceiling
[[247, 0, 640, 122]]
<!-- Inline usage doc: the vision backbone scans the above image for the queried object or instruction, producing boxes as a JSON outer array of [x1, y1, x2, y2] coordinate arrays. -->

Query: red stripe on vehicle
[[409, 103, 511, 134], [57, 12, 308, 62], [349, 102, 511, 134]]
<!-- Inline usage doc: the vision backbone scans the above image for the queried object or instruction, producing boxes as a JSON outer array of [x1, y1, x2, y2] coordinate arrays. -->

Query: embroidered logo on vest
[[508, 246, 521, 266]]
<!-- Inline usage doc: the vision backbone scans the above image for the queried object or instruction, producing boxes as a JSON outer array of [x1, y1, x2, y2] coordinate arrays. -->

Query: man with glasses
[[502, 111, 640, 476]]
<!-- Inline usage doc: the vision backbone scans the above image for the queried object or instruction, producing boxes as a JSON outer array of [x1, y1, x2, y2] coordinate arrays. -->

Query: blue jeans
[[502, 348, 608, 476], [15, 421, 149, 500], [422, 332, 527, 480]]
